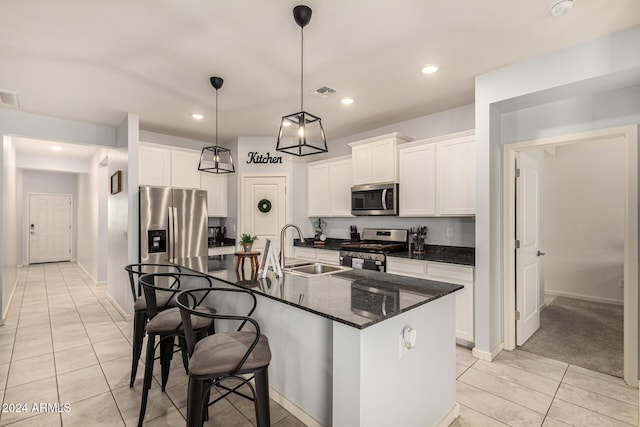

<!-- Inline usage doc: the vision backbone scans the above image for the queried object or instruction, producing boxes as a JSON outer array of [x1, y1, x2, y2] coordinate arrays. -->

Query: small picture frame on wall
[[110, 171, 122, 195]]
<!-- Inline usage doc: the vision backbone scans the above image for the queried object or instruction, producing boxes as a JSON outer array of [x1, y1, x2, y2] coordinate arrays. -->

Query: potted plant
[[239, 233, 258, 252]]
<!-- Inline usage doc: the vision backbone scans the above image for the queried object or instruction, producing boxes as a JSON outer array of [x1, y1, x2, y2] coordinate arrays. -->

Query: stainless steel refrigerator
[[139, 186, 208, 264]]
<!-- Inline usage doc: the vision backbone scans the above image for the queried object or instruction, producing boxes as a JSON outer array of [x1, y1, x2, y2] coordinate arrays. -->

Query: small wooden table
[[234, 251, 261, 273]]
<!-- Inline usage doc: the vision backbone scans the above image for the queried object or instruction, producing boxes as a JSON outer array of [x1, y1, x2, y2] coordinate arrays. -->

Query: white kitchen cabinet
[[139, 145, 171, 187], [200, 172, 227, 217], [387, 256, 475, 344], [293, 247, 318, 261], [208, 246, 235, 256], [437, 135, 476, 215], [426, 261, 475, 344], [398, 130, 475, 216], [398, 143, 436, 216], [171, 150, 202, 189], [349, 133, 411, 185], [307, 156, 353, 217], [307, 163, 331, 216]]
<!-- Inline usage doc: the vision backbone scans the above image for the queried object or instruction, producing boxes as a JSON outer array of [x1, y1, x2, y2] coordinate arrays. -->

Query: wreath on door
[[258, 198, 272, 213]]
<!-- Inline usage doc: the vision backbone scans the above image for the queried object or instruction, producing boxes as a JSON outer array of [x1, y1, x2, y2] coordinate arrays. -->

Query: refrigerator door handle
[[168, 207, 175, 261]]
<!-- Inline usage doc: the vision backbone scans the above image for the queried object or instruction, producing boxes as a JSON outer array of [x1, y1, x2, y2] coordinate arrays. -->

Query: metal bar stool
[[176, 287, 272, 427], [137, 272, 216, 427], [124, 263, 183, 388]]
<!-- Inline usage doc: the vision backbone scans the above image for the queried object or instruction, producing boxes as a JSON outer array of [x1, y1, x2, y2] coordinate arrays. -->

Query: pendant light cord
[[300, 27, 304, 112], [215, 88, 219, 147]]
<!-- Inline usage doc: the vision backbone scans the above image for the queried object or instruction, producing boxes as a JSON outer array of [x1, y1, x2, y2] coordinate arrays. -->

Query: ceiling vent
[[0, 89, 20, 108], [311, 85, 337, 98]]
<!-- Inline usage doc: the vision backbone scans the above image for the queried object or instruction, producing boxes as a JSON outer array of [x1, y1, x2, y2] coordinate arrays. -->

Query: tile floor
[[0, 262, 638, 426]]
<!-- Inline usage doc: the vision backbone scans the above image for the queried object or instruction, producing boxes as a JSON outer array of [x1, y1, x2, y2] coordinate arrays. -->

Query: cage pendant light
[[198, 76, 235, 174], [276, 5, 328, 157]]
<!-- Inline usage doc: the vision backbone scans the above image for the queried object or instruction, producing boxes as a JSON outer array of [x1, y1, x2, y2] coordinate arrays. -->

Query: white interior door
[[516, 149, 544, 346], [241, 175, 287, 253], [29, 194, 72, 264]]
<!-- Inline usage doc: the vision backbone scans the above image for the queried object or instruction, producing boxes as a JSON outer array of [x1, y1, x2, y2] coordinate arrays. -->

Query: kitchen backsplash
[[308, 216, 475, 247]]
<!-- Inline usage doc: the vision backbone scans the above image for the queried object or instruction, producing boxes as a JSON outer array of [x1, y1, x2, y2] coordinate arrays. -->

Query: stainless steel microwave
[[351, 183, 399, 216]]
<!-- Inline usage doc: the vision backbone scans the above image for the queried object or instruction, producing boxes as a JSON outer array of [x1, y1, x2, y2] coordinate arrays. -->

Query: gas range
[[339, 228, 408, 272]]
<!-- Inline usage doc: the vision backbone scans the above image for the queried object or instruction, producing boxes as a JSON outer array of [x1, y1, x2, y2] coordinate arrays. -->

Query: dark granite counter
[[293, 238, 475, 266], [174, 255, 462, 330]]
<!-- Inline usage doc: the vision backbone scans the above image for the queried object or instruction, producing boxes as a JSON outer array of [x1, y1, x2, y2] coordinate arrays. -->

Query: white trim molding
[[544, 290, 623, 306], [437, 403, 460, 427], [106, 294, 133, 321], [472, 343, 504, 362], [268, 387, 323, 427]]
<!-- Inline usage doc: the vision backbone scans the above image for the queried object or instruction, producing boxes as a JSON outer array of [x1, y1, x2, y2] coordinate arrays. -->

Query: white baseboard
[[76, 261, 99, 284], [1, 275, 20, 325], [437, 403, 460, 427], [472, 342, 504, 362], [268, 386, 324, 427], [545, 290, 623, 306], [106, 294, 133, 321]]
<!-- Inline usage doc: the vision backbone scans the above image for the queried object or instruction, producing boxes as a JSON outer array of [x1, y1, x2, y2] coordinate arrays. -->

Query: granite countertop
[[173, 255, 462, 330], [293, 238, 475, 266]]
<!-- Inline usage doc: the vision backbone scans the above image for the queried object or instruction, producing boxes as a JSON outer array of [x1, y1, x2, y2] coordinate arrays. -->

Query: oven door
[[351, 183, 398, 216], [339, 252, 385, 272]]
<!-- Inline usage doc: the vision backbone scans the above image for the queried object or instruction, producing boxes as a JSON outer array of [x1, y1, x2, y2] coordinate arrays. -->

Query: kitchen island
[[176, 255, 462, 427]]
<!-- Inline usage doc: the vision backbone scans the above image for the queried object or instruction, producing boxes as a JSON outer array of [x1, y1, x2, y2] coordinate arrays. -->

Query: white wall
[[1, 136, 18, 321], [542, 140, 625, 304], [475, 24, 640, 355], [20, 170, 78, 264]]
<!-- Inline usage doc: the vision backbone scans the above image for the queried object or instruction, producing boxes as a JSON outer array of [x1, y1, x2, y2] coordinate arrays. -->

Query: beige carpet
[[520, 296, 623, 378]]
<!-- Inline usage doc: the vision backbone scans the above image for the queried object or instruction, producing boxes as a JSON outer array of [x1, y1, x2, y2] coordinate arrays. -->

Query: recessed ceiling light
[[51, 146, 62, 152], [421, 64, 439, 75], [550, 0, 574, 16], [191, 113, 204, 120], [341, 97, 354, 105]]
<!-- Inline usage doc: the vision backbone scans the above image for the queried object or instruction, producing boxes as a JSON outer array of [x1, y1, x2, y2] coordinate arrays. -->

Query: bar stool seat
[[133, 292, 175, 312], [189, 331, 271, 376], [146, 307, 213, 334]]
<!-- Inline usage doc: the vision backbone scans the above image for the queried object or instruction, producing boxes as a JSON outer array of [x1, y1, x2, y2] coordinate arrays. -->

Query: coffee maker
[[208, 226, 225, 247]]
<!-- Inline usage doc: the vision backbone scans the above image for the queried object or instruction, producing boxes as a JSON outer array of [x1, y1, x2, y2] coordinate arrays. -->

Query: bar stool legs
[[254, 367, 271, 427], [130, 310, 146, 387]]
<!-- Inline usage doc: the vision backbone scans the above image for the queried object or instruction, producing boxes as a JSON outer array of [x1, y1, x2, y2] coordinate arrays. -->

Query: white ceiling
[[1, 1, 639, 146]]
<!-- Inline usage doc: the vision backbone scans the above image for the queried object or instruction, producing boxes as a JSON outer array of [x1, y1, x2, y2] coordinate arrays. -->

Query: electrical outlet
[[446, 227, 453, 238], [232, 224, 237, 233]]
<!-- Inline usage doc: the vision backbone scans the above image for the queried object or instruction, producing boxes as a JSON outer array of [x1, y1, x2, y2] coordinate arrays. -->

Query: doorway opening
[[502, 125, 638, 385], [27, 193, 72, 264]]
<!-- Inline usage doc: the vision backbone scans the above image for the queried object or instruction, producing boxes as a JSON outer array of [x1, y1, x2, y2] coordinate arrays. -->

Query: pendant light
[[276, 4, 328, 157], [198, 76, 235, 174]]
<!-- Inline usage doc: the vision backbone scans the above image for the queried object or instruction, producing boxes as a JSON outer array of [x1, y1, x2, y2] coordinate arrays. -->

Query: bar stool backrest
[[125, 263, 182, 301], [139, 271, 213, 319]]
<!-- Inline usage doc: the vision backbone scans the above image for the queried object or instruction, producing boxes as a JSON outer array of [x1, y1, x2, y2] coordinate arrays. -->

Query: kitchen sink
[[285, 263, 348, 277]]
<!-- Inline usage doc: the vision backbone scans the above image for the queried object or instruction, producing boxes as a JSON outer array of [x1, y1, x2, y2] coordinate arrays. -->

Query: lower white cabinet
[[386, 257, 474, 343], [208, 246, 235, 256], [292, 247, 340, 266]]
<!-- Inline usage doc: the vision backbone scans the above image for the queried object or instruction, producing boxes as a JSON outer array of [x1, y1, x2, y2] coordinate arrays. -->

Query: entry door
[[241, 175, 287, 252], [29, 194, 72, 264], [516, 149, 544, 346]]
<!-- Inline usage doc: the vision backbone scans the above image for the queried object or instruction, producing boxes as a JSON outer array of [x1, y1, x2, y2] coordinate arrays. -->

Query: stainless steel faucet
[[280, 224, 305, 269]]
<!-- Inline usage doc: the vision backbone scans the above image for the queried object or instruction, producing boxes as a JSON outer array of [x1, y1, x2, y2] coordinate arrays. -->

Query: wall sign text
[[246, 151, 283, 164]]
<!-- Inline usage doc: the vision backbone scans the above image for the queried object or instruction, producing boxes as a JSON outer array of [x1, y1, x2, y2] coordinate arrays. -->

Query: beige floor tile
[[142, 407, 185, 427], [164, 373, 191, 411], [456, 346, 477, 367], [514, 349, 569, 369], [223, 382, 289, 425], [456, 381, 545, 427], [61, 392, 125, 427], [562, 369, 639, 406], [459, 368, 553, 414], [494, 350, 567, 382], [0, 330, 16, 347], [0, 362, 9, 389], [0, 344, 12, 365], [472, 359, 560, 396], [92, 337, 131, 363], [272, 415, 308, 427], [541, 417, 572, 426], [112, 383, 180, 427], [0, 377, 58, 426], [101, 355, 143, 390], [11, 335, 53, 361], [547, 398, 633, 427], [567, 364, 628, 387], [51, 327, 91, 353], [555, 383, 638, 425], [450, 404, 509, 427], [456, 362, 471, 378], [53, 343, 99, 374], [85, 322, 127, 344], [14, 324, 48, 343], [4, 411, 62, 427], [202, 396, 254, 427], [57, 364, 110, 404], [6, 353, 56, 388]]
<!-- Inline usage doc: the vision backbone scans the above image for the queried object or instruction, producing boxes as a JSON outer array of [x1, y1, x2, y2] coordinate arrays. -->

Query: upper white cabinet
[[398, 130, 475, 216], [349, 133, 411, 185], [139, 145, 171, 187], [200, 172, 227, 217], [307, 156, 353, 217], [171, 150, 201, 189], [139, 143, 228, 217]]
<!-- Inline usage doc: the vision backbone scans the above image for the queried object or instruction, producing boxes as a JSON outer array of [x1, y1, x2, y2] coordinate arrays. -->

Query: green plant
[[240, 233, 258, 244]]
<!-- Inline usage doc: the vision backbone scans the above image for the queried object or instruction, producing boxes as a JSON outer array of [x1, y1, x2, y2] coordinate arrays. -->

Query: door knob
[[537, 251, 546, 256]]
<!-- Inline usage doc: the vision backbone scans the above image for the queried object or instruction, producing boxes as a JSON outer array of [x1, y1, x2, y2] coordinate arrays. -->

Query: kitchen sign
[[246, 151, 283, 164]]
